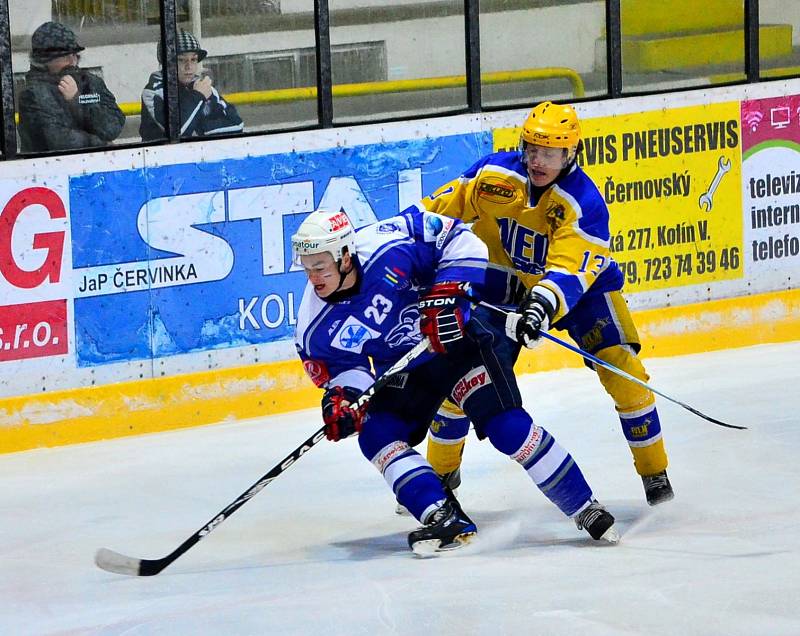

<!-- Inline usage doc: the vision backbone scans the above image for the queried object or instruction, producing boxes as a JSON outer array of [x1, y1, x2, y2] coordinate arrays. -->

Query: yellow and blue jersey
[[420, 151, 623, 322]]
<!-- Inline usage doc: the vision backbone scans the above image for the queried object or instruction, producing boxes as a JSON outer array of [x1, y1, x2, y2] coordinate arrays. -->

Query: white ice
[[2, 342, 799, 636]]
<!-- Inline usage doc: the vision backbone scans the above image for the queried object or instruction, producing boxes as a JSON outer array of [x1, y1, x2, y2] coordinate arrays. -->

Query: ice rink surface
[[2, 342, 799, 636]]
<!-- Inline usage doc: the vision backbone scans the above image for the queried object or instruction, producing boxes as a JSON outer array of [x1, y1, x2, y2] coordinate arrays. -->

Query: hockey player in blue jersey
[[292, 206, 619, 554]]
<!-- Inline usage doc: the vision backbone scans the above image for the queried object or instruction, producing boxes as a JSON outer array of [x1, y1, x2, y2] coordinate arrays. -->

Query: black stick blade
[[95, 548, 166, 576], [687, 405, 747, 430]]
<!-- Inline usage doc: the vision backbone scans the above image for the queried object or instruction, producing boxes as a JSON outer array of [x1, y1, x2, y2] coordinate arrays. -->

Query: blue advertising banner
[[70, 132, 491, 366]]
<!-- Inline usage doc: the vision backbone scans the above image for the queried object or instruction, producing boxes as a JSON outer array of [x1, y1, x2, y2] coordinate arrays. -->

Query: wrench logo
[[698, 156, 732, 211]]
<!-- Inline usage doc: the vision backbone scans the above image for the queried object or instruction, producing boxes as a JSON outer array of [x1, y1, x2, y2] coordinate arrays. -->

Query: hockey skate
[[408, 497, 477, 555], [395, 469, 461, 516], [574, 500, 620, 544], [642, 470, 674, 506]]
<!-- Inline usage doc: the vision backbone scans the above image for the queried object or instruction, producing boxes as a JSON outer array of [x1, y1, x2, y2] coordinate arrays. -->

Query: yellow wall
[[2, 288, 798, 454]]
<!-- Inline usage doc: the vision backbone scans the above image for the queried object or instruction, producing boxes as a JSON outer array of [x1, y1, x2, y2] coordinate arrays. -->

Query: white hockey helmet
[[291, 208, 356, 265]]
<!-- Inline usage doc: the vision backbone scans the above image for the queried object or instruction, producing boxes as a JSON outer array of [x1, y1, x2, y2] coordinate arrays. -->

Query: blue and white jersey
[[294, 207, 488, 392]]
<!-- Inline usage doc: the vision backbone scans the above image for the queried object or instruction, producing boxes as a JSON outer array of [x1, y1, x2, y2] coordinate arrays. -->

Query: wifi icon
[[744, 110, 764, 132]]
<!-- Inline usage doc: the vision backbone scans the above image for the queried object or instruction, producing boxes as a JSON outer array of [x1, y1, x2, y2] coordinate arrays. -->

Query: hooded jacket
[[139, 71, 244, 141], [18, 65, 126, 152]]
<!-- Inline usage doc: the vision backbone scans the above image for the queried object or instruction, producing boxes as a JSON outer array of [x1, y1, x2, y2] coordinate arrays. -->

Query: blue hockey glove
[[515, 289, 556, 349], [322, 386, 365, 442], [418, 282, 471, 355]]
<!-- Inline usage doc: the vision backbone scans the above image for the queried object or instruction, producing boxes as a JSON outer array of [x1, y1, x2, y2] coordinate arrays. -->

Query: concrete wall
[[762, 1, 800, 46]]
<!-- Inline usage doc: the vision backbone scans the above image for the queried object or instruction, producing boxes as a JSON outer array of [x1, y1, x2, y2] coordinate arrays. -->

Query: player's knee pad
[[595, 345, 655, 413], [482, 407, 534, 456], [358, 411, 410, 461], [427, 404, 469, 475]]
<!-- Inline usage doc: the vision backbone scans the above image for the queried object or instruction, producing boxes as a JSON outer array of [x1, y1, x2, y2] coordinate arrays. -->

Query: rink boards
[[2, 288, 797, 453], [2, 80, 800, 452]]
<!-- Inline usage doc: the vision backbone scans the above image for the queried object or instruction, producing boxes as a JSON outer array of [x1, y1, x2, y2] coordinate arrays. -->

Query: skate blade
[[411, 531, 476, 557], [599, 524, 621, 544], [647, 491, 675, 507]]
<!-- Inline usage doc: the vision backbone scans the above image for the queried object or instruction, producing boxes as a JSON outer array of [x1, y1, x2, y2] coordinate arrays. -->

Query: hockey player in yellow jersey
[[421, 101, 674, 506]]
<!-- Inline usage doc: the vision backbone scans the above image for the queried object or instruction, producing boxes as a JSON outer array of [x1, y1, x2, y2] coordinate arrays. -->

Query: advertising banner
[[741, 95, 800, 279], [494, 102, 745, 293], [69, 133, 491, 366], [3, 80, 800, 402], [0, 182, 71, 363]]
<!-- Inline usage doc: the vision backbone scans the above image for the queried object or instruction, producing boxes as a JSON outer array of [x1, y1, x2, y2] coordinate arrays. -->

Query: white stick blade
[[94, 547, 142, 576]]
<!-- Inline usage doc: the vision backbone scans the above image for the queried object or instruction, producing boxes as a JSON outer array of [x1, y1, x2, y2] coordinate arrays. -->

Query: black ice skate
[[642, 470, 674, 506], [408, 498, 477, 555], [574, 500, 620, 544]]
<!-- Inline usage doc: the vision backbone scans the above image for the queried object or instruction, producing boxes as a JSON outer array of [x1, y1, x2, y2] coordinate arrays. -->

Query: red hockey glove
[[322, 386, 365, 442], [418, 282, 472, 355]]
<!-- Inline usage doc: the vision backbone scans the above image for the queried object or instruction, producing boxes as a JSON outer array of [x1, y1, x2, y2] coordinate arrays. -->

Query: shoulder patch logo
[[302, 359, 330, 387], [478, 177, 516, 204], [546, 202, 566, 221], [424, 214, 443, 238], [423, 213, 455, 248], [377, 222, 401, 233]]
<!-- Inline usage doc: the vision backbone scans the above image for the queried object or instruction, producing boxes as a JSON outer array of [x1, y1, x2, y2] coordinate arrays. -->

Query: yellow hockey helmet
[[520, 101, 581, 149]]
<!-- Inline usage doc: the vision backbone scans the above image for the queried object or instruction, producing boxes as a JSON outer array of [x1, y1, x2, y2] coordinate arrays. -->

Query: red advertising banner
[[0, 185, 70, 363], [0, 300, 68, 362], [742, 95, 800, 152]]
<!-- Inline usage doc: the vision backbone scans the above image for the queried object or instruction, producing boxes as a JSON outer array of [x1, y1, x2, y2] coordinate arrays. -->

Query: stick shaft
[[476, 300, 745, 430], [96, 338, 431, 576]]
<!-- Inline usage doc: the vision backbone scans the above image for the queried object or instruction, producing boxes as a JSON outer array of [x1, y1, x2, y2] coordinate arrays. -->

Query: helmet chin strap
[[334, 258, 355, 293]]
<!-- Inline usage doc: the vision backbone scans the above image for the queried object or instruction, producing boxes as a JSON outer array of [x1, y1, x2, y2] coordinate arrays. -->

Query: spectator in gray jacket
[[140, 29, 244, 141], [18, 22, 125, 152]]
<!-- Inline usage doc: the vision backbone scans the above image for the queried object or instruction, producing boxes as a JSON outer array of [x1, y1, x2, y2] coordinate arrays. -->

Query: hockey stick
[[94, 337, 432, 576], [475, 300, 746, 430]]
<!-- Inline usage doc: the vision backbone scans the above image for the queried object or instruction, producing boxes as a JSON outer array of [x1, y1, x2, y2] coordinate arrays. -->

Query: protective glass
[[522, 143, 567, 170], [293, 247, 334, 269]]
